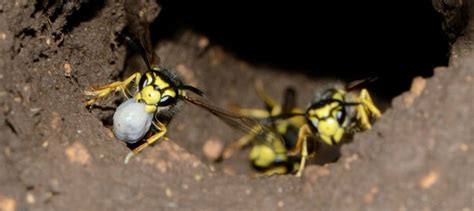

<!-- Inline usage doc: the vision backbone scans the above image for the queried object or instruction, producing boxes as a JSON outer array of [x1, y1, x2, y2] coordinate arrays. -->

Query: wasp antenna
[[341, 102, 361, 106], [347, 76, 379, 91], [178, 85, 205, 96]]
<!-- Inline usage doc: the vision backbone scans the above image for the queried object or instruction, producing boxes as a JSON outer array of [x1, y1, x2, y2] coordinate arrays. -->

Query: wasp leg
[[359, 89, 381, 118], [85, 72, 142, 106], [296, 131, 309, 177], [124, 121, 167, 164], [222, 126, 259, 159], [356, 89, 381, 129], [232, 80, 284, 118], [287, 124, 312, 177], [288, 124, 307, 156], [232, 108, 270, 119], [355, 104, 371, 130]]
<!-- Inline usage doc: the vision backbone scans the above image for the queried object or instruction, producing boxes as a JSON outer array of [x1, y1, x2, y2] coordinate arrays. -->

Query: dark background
[[152, 0, 449, 98]]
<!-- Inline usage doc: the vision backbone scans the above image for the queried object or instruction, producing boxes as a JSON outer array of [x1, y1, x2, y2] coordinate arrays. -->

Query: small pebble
[[363, 186, 379, 204], [419, 170, 439, 189], [65, 142, 91, 165], [277, 201, 284, 208], [194, 174, 203, 182], [26, 192, 35, 204], [403, 76, 426, 107], [30, 107, 41, 113], [198, 36, 210, 49], [459, 143, 469, 152], [165, 188, 173, 198], [202, 138, 224, 161], [64, 63, 72, 77], [0, 195, 16, 211], [50, 112, 61, 130], [410, 76, 426, 96]]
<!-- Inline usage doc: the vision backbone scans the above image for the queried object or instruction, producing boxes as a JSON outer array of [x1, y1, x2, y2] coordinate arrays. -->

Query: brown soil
[[0, 1, 472, 210]]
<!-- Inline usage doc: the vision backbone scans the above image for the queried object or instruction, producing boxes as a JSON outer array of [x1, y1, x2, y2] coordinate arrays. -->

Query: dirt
[[0, 0, 473, 210]]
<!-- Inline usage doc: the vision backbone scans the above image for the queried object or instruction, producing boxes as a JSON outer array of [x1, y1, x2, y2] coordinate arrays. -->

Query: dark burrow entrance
[[153, 0, 450, 98], [107, 0, 453, 175]]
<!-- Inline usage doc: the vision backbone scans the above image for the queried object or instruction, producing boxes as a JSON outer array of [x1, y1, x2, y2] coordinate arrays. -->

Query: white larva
[[113, 98, 154, 143]]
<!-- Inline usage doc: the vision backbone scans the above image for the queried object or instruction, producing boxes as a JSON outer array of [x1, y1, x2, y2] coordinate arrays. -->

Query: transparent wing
[[182, 95, 284, 145], [124, 0, 160, 69], [139, 25, 160, 68]]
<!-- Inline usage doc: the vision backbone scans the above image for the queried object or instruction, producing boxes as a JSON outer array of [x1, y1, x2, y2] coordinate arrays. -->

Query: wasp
[[85, 29, 279, 165], [224, 79, 381, 176], [222, 81, 306, 175], [85, 34, 209, 163], [282, 79, 382, 176]]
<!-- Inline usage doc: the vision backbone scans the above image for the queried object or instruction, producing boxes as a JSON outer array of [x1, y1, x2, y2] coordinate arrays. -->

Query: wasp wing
[[182, 96, 284, 145], [124, 0, 160, 70]]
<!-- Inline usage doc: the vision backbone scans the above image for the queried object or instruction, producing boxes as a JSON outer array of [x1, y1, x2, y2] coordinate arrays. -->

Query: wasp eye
[[310, 118, 319, 133], [158, 95, 174, 107], [139, 78, 148, 89], [336, 110, 345, 125]]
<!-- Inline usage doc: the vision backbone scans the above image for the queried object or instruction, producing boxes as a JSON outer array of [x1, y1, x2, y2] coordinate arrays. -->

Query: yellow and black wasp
[[284, 79, 382, 176], [84, 24, 279, 164], [224, 79, 381, 176], [85, 33, 206, 163], [222, 81, 306, 175]]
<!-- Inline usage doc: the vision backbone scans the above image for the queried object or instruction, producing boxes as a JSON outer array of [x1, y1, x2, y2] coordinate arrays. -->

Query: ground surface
[[0, 1, 473, 210]]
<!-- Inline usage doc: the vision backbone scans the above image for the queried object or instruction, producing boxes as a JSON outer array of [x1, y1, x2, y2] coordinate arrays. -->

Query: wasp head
[[306, 90, 349, 146], [135, 70, 179, 113]]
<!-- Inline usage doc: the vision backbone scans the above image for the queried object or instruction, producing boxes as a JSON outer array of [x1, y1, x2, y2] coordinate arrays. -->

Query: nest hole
[[122, 0, 452, 175]]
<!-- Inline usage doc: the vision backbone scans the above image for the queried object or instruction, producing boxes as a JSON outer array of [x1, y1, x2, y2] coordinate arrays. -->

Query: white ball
[[113, 99, 154, 143]]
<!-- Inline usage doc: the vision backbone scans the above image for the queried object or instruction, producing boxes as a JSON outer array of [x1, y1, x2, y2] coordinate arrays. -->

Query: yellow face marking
[[317, 118, 344, 145], [152, 73, 170, 89], [135, 72, 180, 111], [138, 86, 161, 105], [308, 101, 345, 145], [313, 102, 339, 118], [133, 96, 157, 113], [162, 89, 176, 98]]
